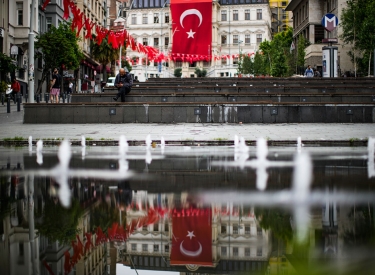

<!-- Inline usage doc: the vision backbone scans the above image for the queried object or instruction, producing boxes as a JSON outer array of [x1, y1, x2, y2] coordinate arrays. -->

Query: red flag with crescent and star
[[171, 207, 212, 266], [170, 0, 212, 58]]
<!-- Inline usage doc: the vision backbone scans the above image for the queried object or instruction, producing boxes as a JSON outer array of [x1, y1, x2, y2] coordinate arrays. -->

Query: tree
[[91, 36, 120, 81], [240, 55, 254, 75], [340, 0, 375, 76], [0, 52, 17, 83], [258, 27, 294, 77], [271, 51, 288, 77], [35, 22, 84, 95], [194, 67, 207, 77], [37, 198, 84, 245], [253, 52, 267, 76], [255, 207, 293, 241], [297, 35, 307, 74], [174, 68, 182, 77]]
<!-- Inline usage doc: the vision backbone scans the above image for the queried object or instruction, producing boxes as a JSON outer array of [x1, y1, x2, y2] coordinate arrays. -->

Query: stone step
[[23, 102, 375, 124]]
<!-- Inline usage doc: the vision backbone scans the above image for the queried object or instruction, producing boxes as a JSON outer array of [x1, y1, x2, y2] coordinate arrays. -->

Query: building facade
[[286, 0, 351, 74], [122, 191, 271, 273], [118, 0, 272, 81]]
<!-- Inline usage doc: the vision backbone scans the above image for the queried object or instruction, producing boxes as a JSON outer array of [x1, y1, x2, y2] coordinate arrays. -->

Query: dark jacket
[[114, 72, 133, 93]]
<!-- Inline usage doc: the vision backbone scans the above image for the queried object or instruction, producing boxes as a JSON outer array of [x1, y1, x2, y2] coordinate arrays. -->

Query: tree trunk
[[36, 70, 49, 95]]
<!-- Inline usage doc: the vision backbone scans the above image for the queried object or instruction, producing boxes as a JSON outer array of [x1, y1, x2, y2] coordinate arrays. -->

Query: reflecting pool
[[0, 141, 374, 275]]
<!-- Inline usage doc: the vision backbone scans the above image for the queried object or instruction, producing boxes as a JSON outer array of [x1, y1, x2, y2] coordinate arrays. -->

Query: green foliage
[[341, 0, 375, 75], [241, 55, 254, 75], [0, 81, 8, 94], [255, 207, 293, 241], [174, 68, 182, 78], [37, 198, 84, 245], [253, 52, 267, 76], [121, 60, 132, 73], [91, 36, 121, 79], [35, 21, 84, 94], [194, 67, 207, 77], [90, 204, 119, 232], [297, 34, 306, 68], [0, 52, 17, 77], [271, 51, 288, 77]]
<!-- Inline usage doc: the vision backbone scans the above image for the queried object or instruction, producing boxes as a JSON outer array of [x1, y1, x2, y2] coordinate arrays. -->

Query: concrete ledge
[[23, 103, 375, 124]]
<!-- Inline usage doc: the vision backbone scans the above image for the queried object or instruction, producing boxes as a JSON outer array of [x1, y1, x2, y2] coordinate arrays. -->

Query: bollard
[[36, 94, 40, 103], [1, 93, 4, 105], [45, 93, 49, 103], [25, 93, 28, 103], [62, 92, 66, 103], [7, 96, 10, 113], [17, 94, 21, 112]]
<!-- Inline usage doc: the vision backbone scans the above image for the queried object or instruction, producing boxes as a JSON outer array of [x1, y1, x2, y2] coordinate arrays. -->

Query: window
[[221, 247, 227, 256], [153, 38, 159, 47], [245, 34, 250, 45], [221, 10, 227, 21], [17, 2, 23, 26], [164, 37, 169, 49], [221, 35, 227, 45], [245, 225, 251, 234], [131, 14, 137, 25], [175, 61, 182, 67], [245, 248, 250, 256], [154, 13, 159, 23], [233, 247, 238, 256], [153, 245, 159, 252], [142, 244, 148, 252], [233, 224, 239, 234], [282, 1, 287, 6], [233, 35, 238, 45], [203, 61, 210, 67], [245, 9, 250, 20], [19, 243, 24, 256], [122, 10, 127, 18], [164, 245, 169, 253], [282, 10, 287, 20], [165, 13, 169, 23], [46, 17, 52, 31], [257, 9, 262, 20], [143, 38, 148, 46], [233, 10, 238, 21], [153, 222, 159, 231], [142, 13, 148, 24], [257, 247, 262, 256], [221, 225, 227, 233], [221, 58, 227, 65], [257, 227, 263, 236], [131, 244, 137, 251], [256, 34, 262, 43]]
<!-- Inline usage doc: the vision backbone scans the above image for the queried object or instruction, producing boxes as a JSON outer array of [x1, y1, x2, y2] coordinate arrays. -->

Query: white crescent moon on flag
[[180, 240, 203, 257], [180, 9, 203, 29]]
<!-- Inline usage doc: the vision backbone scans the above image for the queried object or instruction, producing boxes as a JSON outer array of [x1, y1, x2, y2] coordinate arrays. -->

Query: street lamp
[[238, 40, 243, 76]]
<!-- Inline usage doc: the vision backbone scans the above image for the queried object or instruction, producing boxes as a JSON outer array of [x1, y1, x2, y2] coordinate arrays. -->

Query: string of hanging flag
[[41, 0, 256, 64]]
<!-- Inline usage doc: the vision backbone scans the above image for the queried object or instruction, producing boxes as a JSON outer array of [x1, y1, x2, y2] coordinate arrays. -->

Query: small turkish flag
[[171, 0, 212, 58], [171, 208, 212, 266]]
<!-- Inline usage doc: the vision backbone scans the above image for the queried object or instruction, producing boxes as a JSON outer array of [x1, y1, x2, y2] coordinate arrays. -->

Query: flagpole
[[28, 0, 36, 103]]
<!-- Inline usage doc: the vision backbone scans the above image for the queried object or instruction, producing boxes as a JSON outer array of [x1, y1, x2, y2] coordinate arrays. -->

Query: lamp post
[[28, 0, 36, 103], [160, 0, 168, 78], [114, 4, 126, 74], [238, 40, 243, 76]]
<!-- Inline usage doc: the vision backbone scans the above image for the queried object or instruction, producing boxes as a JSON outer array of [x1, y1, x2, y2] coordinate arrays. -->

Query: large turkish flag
[[171, 0, 212, 57], [171, 208, 213, 266]]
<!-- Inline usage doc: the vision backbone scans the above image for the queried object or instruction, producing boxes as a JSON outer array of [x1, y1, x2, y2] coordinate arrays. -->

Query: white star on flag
[[186, 231, 195, 239], [186, 29, 196, 38]]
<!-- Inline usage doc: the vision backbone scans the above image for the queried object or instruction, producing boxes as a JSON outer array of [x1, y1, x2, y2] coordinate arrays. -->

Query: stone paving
[[1, 104, 374, 143]]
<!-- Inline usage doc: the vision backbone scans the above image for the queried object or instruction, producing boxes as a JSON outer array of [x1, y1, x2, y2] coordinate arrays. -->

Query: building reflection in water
[[0, 144, 374, 275]]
